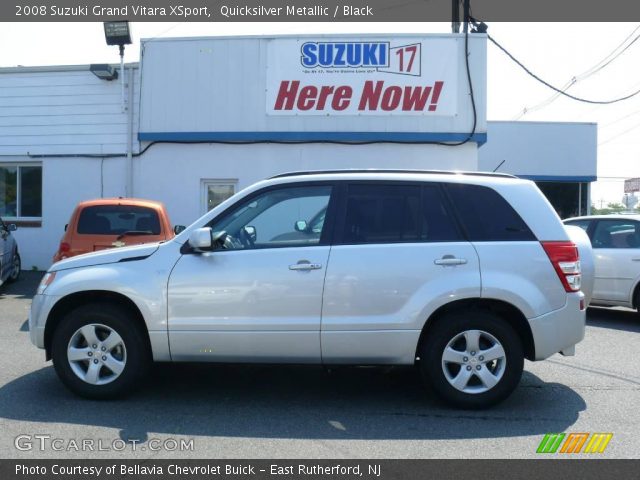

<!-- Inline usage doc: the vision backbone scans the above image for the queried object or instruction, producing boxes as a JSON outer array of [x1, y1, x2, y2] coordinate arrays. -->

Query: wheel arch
[[415, 298, 536, 361], [632, 280, 640, 309], [44, 290, 151, 361]]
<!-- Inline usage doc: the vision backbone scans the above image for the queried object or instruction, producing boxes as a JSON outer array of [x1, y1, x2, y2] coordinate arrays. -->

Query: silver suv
[[30, 170, 586, 408]]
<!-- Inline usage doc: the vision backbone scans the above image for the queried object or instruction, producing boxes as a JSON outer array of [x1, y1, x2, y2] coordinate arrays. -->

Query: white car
[[564, 214, 640, 311], [29, 170, 586, 408]]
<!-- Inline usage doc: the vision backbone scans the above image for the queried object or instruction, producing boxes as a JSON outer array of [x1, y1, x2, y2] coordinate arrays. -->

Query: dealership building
[[0, 34, 596, 270]]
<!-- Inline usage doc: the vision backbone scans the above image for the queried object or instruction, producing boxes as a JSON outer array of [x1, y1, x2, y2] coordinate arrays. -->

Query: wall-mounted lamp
[[89, 64, 118, 81]]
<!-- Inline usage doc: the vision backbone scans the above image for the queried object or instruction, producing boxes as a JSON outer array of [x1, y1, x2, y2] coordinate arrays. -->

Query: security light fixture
[[103, 21, 132, 47], [89, 64, 118, 81]]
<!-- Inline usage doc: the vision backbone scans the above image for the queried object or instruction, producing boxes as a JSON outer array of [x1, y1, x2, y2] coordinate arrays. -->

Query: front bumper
[[28, 293, 60, 350], [528, 292, 586, 360]]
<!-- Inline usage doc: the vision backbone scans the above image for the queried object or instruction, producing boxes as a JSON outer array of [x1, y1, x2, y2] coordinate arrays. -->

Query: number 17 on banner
[[378, 43, 421, 76]]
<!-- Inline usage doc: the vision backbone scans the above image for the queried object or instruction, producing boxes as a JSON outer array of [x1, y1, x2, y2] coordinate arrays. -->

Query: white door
[[168, 184, 335, 362], [590, 219, 640, 304]]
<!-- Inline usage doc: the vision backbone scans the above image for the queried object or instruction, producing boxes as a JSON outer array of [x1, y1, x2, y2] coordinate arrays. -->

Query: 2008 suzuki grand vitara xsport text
[[29, 170, 586, 409]]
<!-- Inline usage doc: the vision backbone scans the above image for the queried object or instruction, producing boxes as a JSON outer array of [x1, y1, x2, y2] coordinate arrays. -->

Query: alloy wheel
[[441, 329, 506, 394], [67, 324, 127, 385]]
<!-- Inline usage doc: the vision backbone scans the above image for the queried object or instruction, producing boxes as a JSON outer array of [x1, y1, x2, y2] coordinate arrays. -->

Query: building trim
[[138, 131, 488, 145]]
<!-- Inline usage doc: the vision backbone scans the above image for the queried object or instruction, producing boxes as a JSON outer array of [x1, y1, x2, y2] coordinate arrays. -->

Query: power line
[[514, 25, 640, 119], [599, 121, 640, 146], [488, 33, 640, 105]]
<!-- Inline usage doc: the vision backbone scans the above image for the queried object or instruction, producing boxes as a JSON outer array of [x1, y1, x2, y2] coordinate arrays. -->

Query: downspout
[[126, 66, 134, 197]]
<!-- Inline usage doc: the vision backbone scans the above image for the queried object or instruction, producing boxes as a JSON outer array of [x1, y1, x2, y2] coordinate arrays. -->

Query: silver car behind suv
[[30, 170, 586, 408], [0, 217, 20, 286]]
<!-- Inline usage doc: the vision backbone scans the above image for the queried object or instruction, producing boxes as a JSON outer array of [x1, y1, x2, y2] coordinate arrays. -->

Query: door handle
[[434, 255, 468, 266], [289, 262, 322, 271], [632, 258, 640, 262]]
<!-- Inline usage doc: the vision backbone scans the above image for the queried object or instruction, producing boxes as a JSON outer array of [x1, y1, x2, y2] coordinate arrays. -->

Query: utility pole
[[452, 0, 461, 33]]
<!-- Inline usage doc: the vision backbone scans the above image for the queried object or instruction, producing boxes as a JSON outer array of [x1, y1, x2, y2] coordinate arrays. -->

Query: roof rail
[[269, 169, 517, 180]]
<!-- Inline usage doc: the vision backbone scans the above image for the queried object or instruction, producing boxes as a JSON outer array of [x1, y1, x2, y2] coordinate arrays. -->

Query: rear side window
[[592, 220, 640, 248], [565, 219, 591, 232], [339, 183, 461, 244], [77, 205, 161, 235], [445, 184, 535, 241]]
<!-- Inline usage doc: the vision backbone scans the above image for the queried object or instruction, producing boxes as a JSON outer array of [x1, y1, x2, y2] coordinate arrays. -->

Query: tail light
[[59, 242, 71, 254], [541, 241, 581, 292]]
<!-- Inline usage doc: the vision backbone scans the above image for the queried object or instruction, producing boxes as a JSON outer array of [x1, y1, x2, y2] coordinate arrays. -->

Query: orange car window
[[77, 205, 161, 235]]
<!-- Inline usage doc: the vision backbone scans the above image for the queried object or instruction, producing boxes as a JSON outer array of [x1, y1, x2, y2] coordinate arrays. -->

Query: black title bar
[[3, 459, 640, 480], [5, 1, 640, 22]]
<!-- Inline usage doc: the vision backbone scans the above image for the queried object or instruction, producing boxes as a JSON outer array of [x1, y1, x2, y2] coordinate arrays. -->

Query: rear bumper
[[529, 292, 586, 360]]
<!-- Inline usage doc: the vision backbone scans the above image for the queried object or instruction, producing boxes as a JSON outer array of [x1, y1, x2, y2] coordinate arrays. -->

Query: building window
[[0, 164, 42, 219], [202, 180, 237, 213]]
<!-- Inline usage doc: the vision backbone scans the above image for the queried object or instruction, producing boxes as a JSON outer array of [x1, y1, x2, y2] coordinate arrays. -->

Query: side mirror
[[7, 224, 17, 232], [244, 225, 257, 242], [173, 225, 186, 235], [294, 220, 307, 232], [188, 228, 213, 251], [64, 224, 68, 232]]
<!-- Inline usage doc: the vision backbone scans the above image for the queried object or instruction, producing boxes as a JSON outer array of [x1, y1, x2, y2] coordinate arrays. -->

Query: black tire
[[51, 303, 150, 399], [419, 310, 524, 409], [7, 252, 20, 283]]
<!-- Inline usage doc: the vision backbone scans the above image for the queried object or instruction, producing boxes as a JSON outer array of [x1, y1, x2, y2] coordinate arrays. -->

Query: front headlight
[[37, 272, 57, 295]]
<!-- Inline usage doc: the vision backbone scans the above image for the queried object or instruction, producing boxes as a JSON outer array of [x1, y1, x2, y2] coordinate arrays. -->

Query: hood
[[50, 242, 160, 272]]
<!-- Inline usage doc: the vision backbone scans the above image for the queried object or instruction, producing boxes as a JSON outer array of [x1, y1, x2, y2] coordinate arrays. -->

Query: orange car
[[53, 198, 183, 263]]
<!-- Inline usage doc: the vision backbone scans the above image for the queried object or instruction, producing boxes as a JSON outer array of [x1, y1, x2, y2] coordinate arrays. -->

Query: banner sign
[[624, 177, 640, 193], [266, 37, 458, 116]]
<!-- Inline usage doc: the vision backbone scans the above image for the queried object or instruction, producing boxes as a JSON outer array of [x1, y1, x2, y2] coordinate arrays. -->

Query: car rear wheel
[[51, 303, 150, 399], [7, 252, 20, 283], [419, 310, 524, 409]]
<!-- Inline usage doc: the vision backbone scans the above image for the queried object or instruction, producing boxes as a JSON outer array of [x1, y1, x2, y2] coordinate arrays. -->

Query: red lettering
[[381, 86, 402, 111], [358, 80, 384, 110], [402, 86, 432, 111], [274, 81, 300, 110], [332, 86, 352, 110], [316, 86, 335, 110], [297, 86, 318, 110]]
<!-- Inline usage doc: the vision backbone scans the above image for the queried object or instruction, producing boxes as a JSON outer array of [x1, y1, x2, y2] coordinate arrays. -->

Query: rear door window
[[337, 183, 461, 244], [445, 183, 535, 241], [77, 206, 161, 236]]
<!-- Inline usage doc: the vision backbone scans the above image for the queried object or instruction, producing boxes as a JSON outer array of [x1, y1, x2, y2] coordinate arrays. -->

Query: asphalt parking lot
[[1, 272, 638, 459]]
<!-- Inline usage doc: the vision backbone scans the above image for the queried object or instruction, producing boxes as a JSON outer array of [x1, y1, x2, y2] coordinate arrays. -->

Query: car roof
[[76, 198, 166, 209], [564, 214, 640, 222], [270, 169, 517, 180]]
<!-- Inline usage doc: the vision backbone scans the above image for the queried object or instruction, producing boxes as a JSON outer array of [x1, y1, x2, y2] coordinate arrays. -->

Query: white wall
[[479, 121, 597, 180], [0, 65, 139, 155]]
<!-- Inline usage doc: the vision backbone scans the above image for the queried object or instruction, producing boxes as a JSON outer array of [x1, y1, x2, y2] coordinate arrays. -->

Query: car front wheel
[[7, 252, 20, 283], [419, 310, 524, 409], [51, 303, 149, 399]]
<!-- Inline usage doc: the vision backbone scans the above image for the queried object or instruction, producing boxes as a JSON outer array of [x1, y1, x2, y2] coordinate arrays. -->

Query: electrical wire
[[514, 25, 640, 118], [488, 33, 640, 105]]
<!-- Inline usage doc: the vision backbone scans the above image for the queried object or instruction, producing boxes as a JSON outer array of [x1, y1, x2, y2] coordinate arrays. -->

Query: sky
[[1, 22, 638, 206]]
